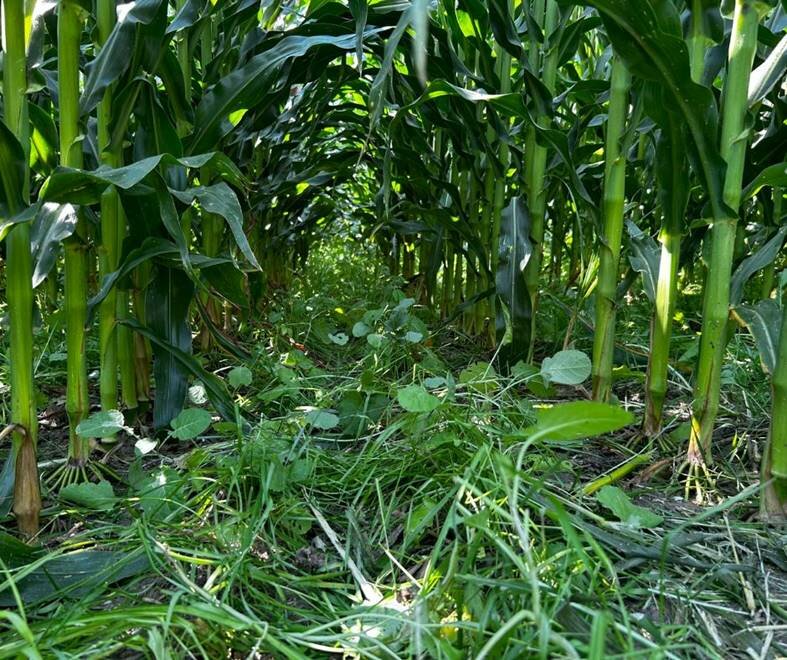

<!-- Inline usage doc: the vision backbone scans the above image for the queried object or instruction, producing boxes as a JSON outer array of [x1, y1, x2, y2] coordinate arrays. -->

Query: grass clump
[[0, 243, 783, 658]]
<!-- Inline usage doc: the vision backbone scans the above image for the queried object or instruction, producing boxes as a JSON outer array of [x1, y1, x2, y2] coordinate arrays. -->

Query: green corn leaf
[[730, 226, 787, 306], [165, 0, 207, 34], [392, 80, 594, 206], [191, 29, 388, 154], [193, 296, 251, 362], [653, 104, 690, 244], [155, 49, 194, 127], [348, 0, 368, 72], [0, 449, 16, 518], [735, 300, 782, 374], [121, 318, 237, 423], [88, 238, 179, 316], [146, 267, 195, 428], [30, 203, 78, 288], [0, 119, 26, 222], [0, 549, 150, 606], [40, 152, 246, 205], [748, 33, 787, 107], [150, 173, 192, 273], [557, 16, 602, 67], [28, 102, 58, 174], [496, 197, 532, 363], [741, 162, 787, 202], [171, 183, 260, 269], [625, 219, 660, 303], [133, 82, 184, 159], [80, 0, 167, 115], [201, 261, 249, 309], [487, 0, 521, 58]]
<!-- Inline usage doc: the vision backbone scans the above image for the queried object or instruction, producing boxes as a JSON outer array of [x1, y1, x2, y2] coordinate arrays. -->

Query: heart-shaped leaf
[[76, 410, 126, 439], [170, 408, 213, 440], [540, 350, 592, 386], [228, 366, 253, 389], [397, 384, 441, 413]]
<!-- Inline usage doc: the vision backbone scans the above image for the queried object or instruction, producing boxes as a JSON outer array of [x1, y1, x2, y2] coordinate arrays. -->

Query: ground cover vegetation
[[0, 0, 785, 655]]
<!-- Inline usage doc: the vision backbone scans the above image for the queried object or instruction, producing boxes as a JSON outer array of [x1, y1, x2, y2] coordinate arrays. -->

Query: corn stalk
[[762, 299, 787, 518], [2, 0, 40, 537], [522, 0, 560, 362], [591, 56, 631, 402], [58, 0, 92, 469], [688, 0, 759, 464]]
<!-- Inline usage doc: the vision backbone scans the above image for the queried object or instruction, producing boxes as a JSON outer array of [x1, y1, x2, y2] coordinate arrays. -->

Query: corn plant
[[59, 0, 91, 477], [0, 0, 785, 539], [763, 296, 787, 516], [591, 55, 631, 402], [687, 0, 761, 467], [1, 0, 40, 537]]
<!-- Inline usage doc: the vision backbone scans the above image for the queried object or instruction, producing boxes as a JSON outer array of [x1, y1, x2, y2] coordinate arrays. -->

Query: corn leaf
[[146, 267, 195, 428]]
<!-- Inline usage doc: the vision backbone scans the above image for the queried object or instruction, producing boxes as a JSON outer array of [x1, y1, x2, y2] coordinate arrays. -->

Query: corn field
[[0, 0, 786, 655]]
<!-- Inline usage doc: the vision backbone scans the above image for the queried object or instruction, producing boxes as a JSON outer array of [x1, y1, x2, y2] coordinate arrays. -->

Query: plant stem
[[59, 0, 91, 462], [477, 159, 495, 337], [761, 189, 782, 299], [99, 0, 138, 413], [643, 219, 681, 432], [761, 298, 787, 517], [116, 204, 137, 410], [643, 4, 707, 435], [442, 245, 453, 318], [688, 0, 759, 463], [463, 172, 479, 333], [3, 0, 40, 537], [490, 41, 511, 348], [688, 0, 707, 83], [132, 265, 153, 402], [591, 56, 631, 402], [523, 0, 559, 363]]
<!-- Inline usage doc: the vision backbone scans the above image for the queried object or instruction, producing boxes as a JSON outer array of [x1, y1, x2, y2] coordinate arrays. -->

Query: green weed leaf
[[134, 438, 157, 455], [329, 332, 349, 346], [170, 408, 213, 440], [540, 350, 591, 386], [596, 486, 663, 529], [60, 481, 117, 511], [459, 362, 499, 394], [397, 384, 441, 413], [526, 401, 633, 441], [76, 410, 126, 439], [353, 321, 371, 337], [306, 410, 340, 430], [228, 366, 253, 388], [367, 333, 384, 348]]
